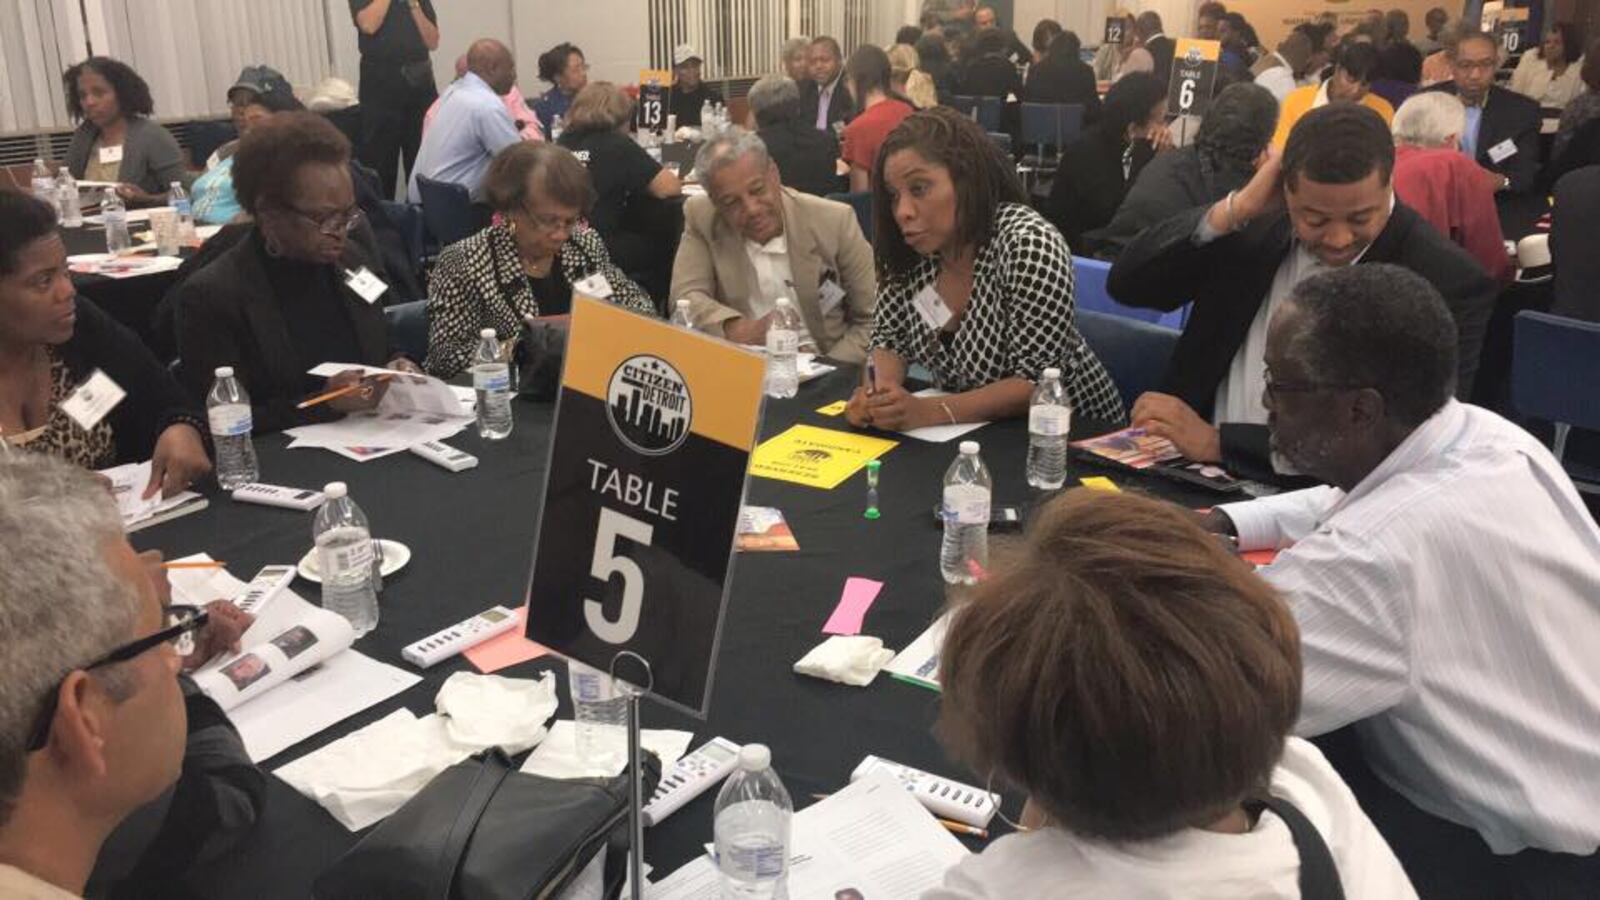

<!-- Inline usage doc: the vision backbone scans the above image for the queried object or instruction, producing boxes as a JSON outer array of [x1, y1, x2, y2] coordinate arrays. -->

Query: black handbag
[[1246, 793, 1346, 900], [313, 748, 659, 900]]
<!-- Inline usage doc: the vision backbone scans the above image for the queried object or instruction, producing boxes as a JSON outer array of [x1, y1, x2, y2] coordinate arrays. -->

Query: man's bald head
[[468, 39, 517, 95]]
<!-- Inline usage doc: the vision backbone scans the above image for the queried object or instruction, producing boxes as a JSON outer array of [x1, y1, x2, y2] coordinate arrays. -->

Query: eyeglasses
[[1262, 365, 1366, 401], [24, 604, 208, 753], [1453, 58, 1498, 72], [286, 204, 363, 237], [522, 205, 582, 235]]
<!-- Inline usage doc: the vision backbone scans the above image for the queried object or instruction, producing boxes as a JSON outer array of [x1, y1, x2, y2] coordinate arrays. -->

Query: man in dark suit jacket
[[1137, 12, 1176, 91], [1421, 31, 1540, 193], [1107, 104, 1496, 479], [799, 36, 852, 132], [1551, 165, 1600, 323]]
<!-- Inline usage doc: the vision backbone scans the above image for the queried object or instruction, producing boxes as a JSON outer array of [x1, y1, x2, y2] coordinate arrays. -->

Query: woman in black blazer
[[1043, 73, 1169, 251], [172, 112, 418, 433], [0, 193, 210, 496]]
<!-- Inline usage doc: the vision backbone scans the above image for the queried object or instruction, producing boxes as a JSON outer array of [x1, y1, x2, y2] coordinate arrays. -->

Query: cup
[[148, 207, 180, 256]]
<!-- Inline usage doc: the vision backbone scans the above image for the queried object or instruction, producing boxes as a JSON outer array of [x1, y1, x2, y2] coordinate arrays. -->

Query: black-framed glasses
[[1262, 365, 1366, 401], [24, 605, 208, 753], [286, 204, 363, 237]]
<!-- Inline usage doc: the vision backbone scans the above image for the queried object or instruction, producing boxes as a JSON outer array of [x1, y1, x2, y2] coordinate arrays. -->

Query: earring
[[506, 219, 518, 235], [263, 232, 284, 258]]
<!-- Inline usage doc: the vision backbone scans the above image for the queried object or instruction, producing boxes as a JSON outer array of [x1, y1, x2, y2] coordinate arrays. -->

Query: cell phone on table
[[930, 504, 1024, 531]]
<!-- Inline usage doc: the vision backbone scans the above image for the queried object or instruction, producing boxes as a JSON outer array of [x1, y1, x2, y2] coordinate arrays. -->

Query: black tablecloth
[[131, 366, 1218, 896], [62, 224, 192, 346]]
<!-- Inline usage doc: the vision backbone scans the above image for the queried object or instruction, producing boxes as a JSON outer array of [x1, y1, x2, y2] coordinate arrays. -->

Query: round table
[[62, 223, 194, 351], [133, 365, 1220, 896]]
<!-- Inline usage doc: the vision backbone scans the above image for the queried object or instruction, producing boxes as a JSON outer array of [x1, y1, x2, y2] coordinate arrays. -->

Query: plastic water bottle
[[765, 298, 800, 399], [473, 328, 514, 440], [169, 181, 197, 244], [206, 367, 258, 490], [1026, 367, 1072, 490], [569, 660, 628, 765], [31, 159, 55, 205], [700, 99, 714, 133], [550, 114, 565, 142], [56, 168, 83, 227], [313, 482, 380, 636], [713, 744, 792, 900], [671, 298, 695, 329], [101, 188, 131, 256], [940, 441, 992, 585]]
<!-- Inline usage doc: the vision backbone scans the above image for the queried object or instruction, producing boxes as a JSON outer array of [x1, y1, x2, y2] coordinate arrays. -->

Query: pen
[[810, 794, 988, 839], [162, 560, 226, 570], [296, 373, 393, 410], [865, 356, 878, 396]]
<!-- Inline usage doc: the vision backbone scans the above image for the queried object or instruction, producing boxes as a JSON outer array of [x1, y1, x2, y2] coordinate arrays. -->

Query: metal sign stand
[[608, 651, 654, 900]]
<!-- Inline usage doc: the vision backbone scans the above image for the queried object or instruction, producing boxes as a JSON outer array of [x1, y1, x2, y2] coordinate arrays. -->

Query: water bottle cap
[[323, 482, 348, 499], [738, 744, 771, 771], [480, 328, 496, 339], [960, 440, 980, 455], [1042, 367, 1061, 380], [214, 366, 234, 378]]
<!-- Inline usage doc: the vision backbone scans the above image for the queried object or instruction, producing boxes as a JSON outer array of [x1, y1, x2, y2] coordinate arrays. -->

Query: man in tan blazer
[[670, 130, 876, 363]]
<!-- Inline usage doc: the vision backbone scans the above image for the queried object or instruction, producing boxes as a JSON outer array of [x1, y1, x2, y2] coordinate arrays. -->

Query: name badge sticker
[[61, 369, 126, 432]]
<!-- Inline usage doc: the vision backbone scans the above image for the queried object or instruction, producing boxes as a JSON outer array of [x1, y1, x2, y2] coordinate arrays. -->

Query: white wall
[[512, 0, 649, 91]]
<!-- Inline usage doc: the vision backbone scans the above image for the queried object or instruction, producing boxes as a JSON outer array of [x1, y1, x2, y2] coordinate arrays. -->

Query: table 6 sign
[[524, 297, 765, 715], [1166, 38, 1222, 120]]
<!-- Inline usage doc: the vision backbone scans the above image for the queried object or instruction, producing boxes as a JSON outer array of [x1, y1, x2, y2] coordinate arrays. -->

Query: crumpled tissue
[[793, 635, 895, 686]]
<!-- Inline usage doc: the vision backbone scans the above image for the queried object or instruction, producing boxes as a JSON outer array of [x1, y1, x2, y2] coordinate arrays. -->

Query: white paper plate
[[67, 252, 115, 265], [296, 539, 411, 583]]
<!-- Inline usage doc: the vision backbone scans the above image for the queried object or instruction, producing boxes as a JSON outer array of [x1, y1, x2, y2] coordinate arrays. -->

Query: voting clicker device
[[401, 606, 520, 668], [642, 736, 742, 827], [231, 483, 325, 511], [410, 440, 479, 472], [850, 755, 997, 828], [231, 565, 297, 615]]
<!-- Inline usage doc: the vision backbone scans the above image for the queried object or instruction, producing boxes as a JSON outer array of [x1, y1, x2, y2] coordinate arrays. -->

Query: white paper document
[[286, 362, 476, 454], [170, 557, 421, 762], [898, 390, 989, 443], [649, 771, 968, 900], [97, 460, 206, 531], [884, 612, 949, 691]]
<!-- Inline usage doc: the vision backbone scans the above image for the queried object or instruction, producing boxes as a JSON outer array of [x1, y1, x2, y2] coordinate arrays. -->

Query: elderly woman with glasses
[[171, 111, 420, 433], [422, 142, 654, 378]]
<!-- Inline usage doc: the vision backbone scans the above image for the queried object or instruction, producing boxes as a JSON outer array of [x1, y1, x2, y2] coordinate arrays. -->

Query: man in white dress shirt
[[1205, 264, 1600, 898]]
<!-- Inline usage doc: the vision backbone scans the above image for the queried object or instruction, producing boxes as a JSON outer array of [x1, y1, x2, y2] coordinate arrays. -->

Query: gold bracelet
[[939, 400, 956, 424]]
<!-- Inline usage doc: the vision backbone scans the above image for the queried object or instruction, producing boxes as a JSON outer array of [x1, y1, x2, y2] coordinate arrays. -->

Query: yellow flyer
[[750, 424, 897, 490]]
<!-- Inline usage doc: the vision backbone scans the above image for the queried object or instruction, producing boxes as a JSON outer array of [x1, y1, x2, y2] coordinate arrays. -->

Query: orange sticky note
[[463, 604, 551, 673], [1079, 476, 1121, 493]]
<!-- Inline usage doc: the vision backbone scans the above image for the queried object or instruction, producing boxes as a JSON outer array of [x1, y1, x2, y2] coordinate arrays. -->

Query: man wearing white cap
[[669, 44, 723, 126]]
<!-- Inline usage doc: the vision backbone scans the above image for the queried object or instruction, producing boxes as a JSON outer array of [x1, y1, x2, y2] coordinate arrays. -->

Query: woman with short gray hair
[[746, 74, 843, 196], [781, 37, 811, 82]]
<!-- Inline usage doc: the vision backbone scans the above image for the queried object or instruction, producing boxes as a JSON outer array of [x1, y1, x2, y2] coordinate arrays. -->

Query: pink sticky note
[[822, 577, 884, 636], [463, 604, 552, 673]]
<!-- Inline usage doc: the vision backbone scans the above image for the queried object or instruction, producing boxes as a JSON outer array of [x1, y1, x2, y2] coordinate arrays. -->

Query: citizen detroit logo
[[606, 355, 692, 455]]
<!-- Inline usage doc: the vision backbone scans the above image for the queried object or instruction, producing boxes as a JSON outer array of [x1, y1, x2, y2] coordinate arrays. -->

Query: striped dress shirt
[[1221, 400, 1600, 855]]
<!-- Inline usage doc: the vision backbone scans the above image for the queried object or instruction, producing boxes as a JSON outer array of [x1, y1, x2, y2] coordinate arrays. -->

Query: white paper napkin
[[793, 635, 895, 686]]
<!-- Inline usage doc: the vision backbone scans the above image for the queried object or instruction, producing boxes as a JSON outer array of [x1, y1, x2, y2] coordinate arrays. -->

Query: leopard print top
[[4, 348, 116, 470]]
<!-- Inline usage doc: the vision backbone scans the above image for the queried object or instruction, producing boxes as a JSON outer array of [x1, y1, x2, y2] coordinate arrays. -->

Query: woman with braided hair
[[844, 108, 1124, 431]]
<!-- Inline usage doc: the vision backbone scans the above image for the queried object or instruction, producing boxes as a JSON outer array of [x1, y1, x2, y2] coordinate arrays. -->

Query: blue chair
[[950, 95, 1002, 132], [1073, 256, 1190, 330], [1076, 309, 1180, 408], [827, 191, 874, 244], [1019, 102, 1084, 167], [1512, 310, 1600, 492], [185, 120, 237, 168], [385, 300, 430, 364], [415, 176, 489, 249], [379, 200, 428, 268]]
